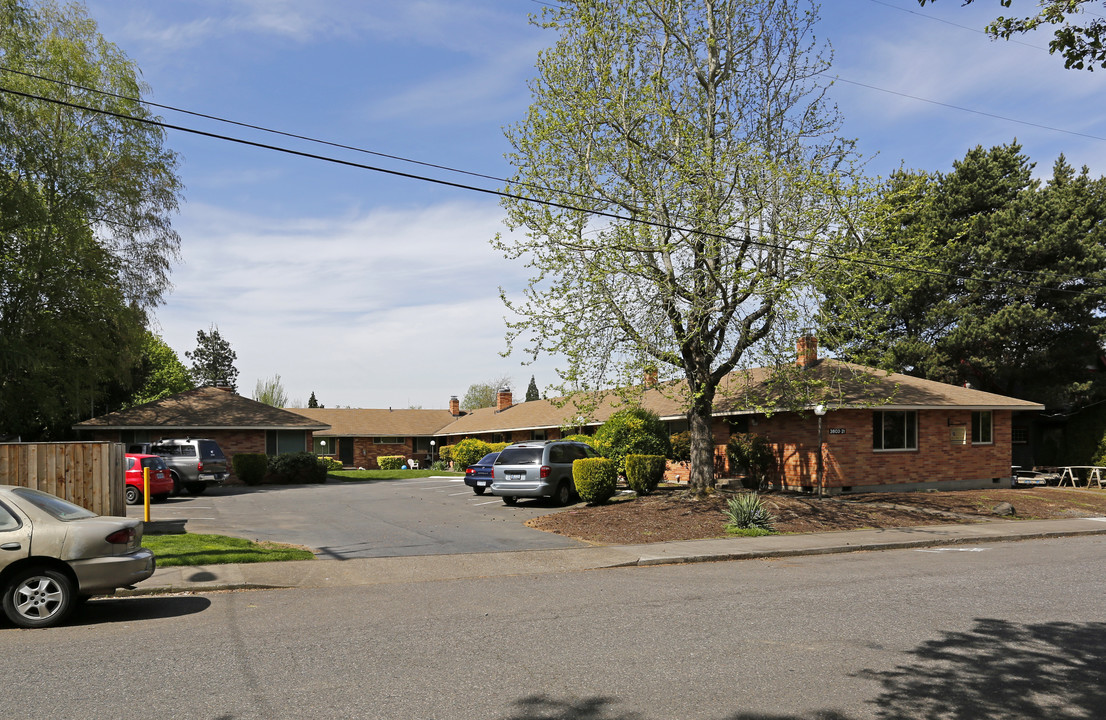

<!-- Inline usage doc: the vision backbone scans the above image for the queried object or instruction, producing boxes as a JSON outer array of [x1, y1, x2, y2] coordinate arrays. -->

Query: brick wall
[[83, 428, 269, 483]]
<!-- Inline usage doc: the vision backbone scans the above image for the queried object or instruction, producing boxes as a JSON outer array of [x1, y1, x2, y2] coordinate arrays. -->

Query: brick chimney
[[449, 396, 460, 416], [797, 335, 818, 368], [496, 387, 513, 412]]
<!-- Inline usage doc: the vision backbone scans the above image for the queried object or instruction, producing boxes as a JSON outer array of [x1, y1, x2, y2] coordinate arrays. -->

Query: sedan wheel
[[124, 485, 141, 505], [502, 496, 518, 506], [2, 567, 75, 629], [473, 486, 487, 496]]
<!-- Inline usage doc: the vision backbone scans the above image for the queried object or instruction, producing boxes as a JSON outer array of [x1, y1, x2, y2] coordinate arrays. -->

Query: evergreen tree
[[818, 143, 1106, 408], [525, 376, 540, 402], [185, 325, 239, 391], [308, 392, 319, 408]]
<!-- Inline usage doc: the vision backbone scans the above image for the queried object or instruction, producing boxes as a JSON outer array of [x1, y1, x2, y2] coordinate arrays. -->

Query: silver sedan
[[0, 485, 155, 628]]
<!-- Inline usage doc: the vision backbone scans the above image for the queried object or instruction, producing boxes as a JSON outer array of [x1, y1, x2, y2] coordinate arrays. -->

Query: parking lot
[[126, 475, 587, 559]]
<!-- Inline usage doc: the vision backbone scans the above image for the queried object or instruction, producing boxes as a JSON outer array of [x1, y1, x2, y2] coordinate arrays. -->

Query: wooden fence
[[0, 442, 125, 516]]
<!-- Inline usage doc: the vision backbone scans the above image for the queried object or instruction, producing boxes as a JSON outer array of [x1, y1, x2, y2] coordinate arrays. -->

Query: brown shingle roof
[[74, 387, 330, 431], [289, 408, 457, 436]]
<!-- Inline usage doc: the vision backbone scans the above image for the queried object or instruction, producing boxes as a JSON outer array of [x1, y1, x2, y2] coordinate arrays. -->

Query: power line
[[1, 82, 1103, 299]]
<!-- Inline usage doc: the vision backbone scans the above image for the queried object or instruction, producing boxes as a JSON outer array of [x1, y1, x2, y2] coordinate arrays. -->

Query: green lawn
[[330, 469, 464, 481], [143, 533, 315, 567]]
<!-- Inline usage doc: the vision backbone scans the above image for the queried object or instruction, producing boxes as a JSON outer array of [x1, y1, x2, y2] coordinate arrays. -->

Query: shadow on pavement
[[501, 618, 1106, 719], [859, 617, 1106, 719], [68, 595, 212, 626]]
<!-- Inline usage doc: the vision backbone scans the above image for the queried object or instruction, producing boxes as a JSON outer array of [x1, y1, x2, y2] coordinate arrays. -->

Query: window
[[373, 437, 405, 445], [0, 502, 20, 532], [314, 437, 337, 455], [873, 411, 917, 451], [266, 430, 308, 455], [531, 429, 547, 441], [1012, 427, 1029, 444], [972, 411, 993, 445]]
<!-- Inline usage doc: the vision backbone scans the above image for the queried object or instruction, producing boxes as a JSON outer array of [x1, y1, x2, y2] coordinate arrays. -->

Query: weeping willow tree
[[496, 0, 865, 492]]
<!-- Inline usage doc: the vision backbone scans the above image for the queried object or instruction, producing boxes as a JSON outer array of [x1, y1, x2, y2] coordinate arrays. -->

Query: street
[[126, 476, 586, 559], [4, 535, 1106, 718]]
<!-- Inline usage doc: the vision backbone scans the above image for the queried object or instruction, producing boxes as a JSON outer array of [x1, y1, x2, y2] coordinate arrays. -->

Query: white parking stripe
[[448, 491, 472, 496], [473, 499, 501, 506]]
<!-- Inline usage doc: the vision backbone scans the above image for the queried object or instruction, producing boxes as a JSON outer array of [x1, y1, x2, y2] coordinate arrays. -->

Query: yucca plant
[[724, 493, 776, 533]]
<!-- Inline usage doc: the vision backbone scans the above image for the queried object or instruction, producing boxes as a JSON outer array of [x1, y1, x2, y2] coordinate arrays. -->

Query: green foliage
[[128, 333, 193, 407], [624, 454, 667, 495], [561, 434, 594, 445], [525, 375, 540, 402], [593, 408, 672, 475], [496, 0, 861, 493], [461, 374, 513, 410], [308, 391, 320, 408], [253, 374, 288, 407], [452, 438, 494, 469], [317, 455, 343, 471], [376, 455, 405, 471], [437, 444, 454, 463], [669, 432, 691, 462], [430, 460, 451, 472], [266, 452, 328, 484], [726, 433, 775, 491], [0, 0, 183, 437], [918, 0, 1106, 70], [186, 325, 239, 391], [817, 144, 1106, 410], [724, 493, 776, 533], [232, 453, 269, 486], [573, 457, 617, 505]]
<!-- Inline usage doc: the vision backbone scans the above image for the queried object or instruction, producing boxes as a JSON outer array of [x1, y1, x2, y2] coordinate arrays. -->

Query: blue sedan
[[464, 452, 500, 495]]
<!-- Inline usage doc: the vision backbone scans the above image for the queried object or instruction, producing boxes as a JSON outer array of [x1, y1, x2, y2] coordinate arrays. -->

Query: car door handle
[[1, 542, 21, 551]]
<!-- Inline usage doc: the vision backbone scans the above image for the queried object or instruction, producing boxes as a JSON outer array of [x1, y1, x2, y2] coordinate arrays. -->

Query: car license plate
[[476, 480, 487, 486], [507, 473, 523, 481]]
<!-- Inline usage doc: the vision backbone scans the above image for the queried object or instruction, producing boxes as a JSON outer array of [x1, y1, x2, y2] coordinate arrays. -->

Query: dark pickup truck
[[128, 438, 229, 495]]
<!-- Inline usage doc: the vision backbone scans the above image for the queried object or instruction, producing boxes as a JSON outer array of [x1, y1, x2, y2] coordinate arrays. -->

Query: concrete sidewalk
[[126, 516, 1106, 596]]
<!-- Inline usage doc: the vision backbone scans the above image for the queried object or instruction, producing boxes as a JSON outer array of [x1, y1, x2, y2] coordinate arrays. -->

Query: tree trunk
[[687, 382, 717, 495]]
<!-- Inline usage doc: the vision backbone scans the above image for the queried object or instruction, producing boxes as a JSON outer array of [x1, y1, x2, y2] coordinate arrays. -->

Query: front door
[[338, 438, 355, 467]]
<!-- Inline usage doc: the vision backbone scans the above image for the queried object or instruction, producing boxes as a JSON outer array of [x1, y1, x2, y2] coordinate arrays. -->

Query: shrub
[[429, 460, 450, 472], [669, 431, 691, 462], [724, 493, 776, 533], [573, 457, 617, 505], [267, 452, 328, 484], [625, 454, 667, 495], [438, 444, 454, 463], [452, 438, 493, 469], [317, 455, 343, 471], [232, 453, 268, 486], [593, 408, 672, 475], [726, 433, 774, 490], [377, 455, 405, 470]]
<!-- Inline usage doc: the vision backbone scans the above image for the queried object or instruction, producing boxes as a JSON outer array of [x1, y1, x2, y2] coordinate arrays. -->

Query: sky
[[72, 0, 1106, 410]]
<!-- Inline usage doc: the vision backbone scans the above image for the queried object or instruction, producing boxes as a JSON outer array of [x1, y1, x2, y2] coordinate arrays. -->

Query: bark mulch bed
[[524, 486, 1106, 545]]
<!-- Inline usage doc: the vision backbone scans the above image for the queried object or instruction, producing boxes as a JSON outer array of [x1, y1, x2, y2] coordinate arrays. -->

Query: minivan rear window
[[496, 447, 543, 465]]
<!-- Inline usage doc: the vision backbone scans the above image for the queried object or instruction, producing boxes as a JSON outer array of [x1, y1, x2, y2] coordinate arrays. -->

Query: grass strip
[[143, 533, 315, 567]]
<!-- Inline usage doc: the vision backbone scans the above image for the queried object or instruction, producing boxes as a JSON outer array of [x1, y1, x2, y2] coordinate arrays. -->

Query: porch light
[[814, 405, 827, 499]]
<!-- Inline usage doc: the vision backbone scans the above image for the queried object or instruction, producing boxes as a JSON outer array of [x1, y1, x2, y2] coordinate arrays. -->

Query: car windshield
[[11, 487, 97, 521], [496, 447, 543, 465], [141, 457, 167, 470]]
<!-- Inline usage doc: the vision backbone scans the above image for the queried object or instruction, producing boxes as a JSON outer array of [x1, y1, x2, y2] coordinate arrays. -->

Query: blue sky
[[78, 0, 1106, 409]]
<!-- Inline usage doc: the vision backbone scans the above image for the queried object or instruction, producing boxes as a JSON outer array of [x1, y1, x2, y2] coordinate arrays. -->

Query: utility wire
[[2, 62, 1102, 289], [1, 83, 1103, 299]]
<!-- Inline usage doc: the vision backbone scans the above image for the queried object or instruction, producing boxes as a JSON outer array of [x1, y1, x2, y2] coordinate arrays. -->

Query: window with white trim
[[873, 410, 917, 451]]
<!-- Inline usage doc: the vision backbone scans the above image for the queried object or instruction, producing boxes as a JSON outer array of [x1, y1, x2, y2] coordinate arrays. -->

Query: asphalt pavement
[[130, 515, 1106, 596]]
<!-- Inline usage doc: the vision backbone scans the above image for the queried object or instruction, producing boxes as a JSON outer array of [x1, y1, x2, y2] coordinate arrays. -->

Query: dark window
[[972, 411, 993, 444], [496, 447, 543, 465], [0, 502, 20, 532], [873, 411, 917, 451]]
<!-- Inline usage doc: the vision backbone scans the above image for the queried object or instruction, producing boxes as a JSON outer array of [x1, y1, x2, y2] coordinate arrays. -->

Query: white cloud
[[157, 200, 558, 408]]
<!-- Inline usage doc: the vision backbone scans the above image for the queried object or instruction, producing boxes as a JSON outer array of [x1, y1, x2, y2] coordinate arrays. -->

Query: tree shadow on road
[[858, 617, 1106, 719]]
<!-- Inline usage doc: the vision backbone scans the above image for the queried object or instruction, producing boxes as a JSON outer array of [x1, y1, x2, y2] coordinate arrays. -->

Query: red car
[[124, 453, 174, 505]]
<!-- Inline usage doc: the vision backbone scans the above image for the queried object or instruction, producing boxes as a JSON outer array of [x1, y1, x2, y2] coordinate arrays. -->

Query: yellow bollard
[[143, 466, 151, 522]]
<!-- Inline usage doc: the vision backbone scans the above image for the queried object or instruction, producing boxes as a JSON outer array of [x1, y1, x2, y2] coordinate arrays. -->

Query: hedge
[[573, 457, 617, 505], [232, 453, 268, 486], [625, 454, 666, 495], [377, 455, 405, 470], [266, 452, 328, 484]]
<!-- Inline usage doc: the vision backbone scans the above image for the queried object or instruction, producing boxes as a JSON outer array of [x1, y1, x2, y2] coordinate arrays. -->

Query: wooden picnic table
[[1057, 466, 1106, 489]]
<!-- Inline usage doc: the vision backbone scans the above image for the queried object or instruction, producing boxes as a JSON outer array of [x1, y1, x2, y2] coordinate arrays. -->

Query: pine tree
[[185, 325, 239, 391], [525, 376, 540, 402]]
